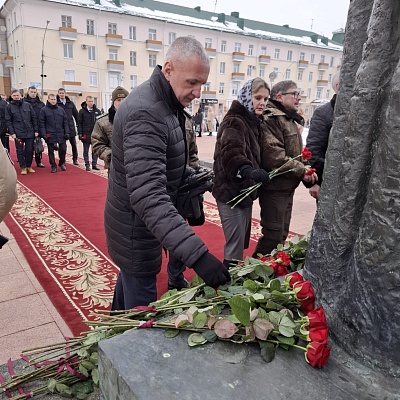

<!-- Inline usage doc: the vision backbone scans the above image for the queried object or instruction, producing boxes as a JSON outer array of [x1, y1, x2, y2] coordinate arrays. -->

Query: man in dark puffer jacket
[[105, 37, 230, 310]]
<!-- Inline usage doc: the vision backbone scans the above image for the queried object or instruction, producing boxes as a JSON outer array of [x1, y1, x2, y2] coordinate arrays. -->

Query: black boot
[[0, 234, 9, 249]]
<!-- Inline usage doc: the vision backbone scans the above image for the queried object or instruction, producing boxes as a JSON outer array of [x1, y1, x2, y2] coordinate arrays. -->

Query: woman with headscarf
[[212, 78, 270, 269]]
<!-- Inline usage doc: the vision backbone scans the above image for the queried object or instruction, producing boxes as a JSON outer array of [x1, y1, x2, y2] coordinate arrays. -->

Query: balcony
[[298, 60, 309, 69], [107, 60, 124, 72], [202, 91, 217, 100], [106, 34, 123, 46], [317, 80, 328, 87], [146, 40, 163, 52], [59, 27, 77, 41], [232, 52, 245, 62], [231, 72, 245, 81], [3, 56, 13, 68], [318, 62, 329, 71], [61, 81, 82, 93], [258, 55, 270, 65], [205, 48, 216, 59]]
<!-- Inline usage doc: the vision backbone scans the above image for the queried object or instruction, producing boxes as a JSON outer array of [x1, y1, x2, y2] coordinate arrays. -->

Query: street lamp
[[40, 20, 50, 98]]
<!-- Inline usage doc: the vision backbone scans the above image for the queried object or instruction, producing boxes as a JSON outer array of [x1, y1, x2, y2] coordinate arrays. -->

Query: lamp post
[[40, 20, 50, 98]]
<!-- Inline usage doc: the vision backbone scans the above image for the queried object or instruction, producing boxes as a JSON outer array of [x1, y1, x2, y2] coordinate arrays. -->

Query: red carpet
[[5, 145, 296, 336]]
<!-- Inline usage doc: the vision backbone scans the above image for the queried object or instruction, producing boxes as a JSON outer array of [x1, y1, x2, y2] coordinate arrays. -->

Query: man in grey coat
[[105, 37, 230, 310]]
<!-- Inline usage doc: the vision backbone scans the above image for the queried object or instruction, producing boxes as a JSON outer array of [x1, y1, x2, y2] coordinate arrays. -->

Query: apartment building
[[0, 0, 343, 121]]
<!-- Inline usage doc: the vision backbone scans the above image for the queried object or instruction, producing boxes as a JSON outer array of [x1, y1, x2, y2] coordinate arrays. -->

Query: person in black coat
[[0, 97, 8, 152], [39, 94, 70, 173], [5, 89, 38, 175], [57, 88, 79, 165], [25, 86, 45, 168], [306, 73, 340, 201], [77, 96, 101, 171]]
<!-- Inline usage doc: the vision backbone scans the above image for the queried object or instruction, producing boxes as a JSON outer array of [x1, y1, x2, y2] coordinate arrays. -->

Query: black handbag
[[33, 137, 44, 153]]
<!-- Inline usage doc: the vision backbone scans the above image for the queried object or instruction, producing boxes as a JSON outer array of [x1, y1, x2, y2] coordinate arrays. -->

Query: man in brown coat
[[254, 80, 317, 256]]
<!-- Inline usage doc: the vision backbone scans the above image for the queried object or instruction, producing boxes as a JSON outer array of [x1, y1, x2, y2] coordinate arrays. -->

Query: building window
[[219, 82, 224, 95], [326, 89, 331, 98], [109, 49, 118, 60], [309, 71, 313, 82], [130, 75, 137, 89], [310, 54, 315, 64], [285, 69, 291, 79], [261, 46, 267, 56], [148, 28, 157, 40], [274, 48, 280, 59], [149, 54, 157, 67], [203, 82, 210, 91], [307, 88, 311, 98], [18, 67, 21, 84], [13, 12, 16, 29], [61, 15, 72, 28], [93, 97, 98, 106], [299, 52, 305, 61], [318, 72, 324, 80], [88, 46, 95, 61], [15, 40, 19, 57], [231, 82, 239, 96], [169, 32, 176, 44], [86, 19, 94, 35], [233, 63, 240, 73], [305, 106, 310, 115], [64, 69, 75, 81], [234, 42, 241, 52], [205, 38, 212, 48], [320, 55, 325, 63], [287, 50, 292, 61], [316, 89, 322, 99], [220, 62, 225, 74], [220, 40, 226, 52], [259, 66, 265, 78], [248, 44, 254, 56], [130, 51, 137, 66], [89, 71, 97, 86], [297, 71, 303, 81], [63, 43, 73, 59], [247, 65, 252, 77], [330, 56, 334, 67], [108, 23, 117, 34], [328, 74, 333, 83], [109, 72, 119, 90], [129, 26, 136, 40]]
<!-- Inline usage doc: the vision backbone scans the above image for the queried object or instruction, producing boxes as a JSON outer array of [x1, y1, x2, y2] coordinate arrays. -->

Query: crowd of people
[[0, 35, 338, 311]]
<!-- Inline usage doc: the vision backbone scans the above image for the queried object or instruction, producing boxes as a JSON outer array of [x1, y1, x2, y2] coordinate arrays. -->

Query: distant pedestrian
[[77, 96, 101, 171], [0, 96, 8, 152]]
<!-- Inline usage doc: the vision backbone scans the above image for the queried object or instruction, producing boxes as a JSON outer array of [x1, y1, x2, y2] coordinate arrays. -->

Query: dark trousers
[[83, 141, 98, 167], [111, 269, 157, 311], [48, 142, 66, 168], [253, 189, 294, 257], [34, 149, 43, 165], [1, 135, 9, 152], [167, 255, 186, 282], [69, 136, 78, 161], [15, 137, 34, 169]]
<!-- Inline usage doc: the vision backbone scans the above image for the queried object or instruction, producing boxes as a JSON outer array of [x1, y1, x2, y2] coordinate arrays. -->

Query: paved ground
[[0, 133, 316, 364]]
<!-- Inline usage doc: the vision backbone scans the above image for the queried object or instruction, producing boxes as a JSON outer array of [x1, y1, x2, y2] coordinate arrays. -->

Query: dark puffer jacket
[[77, 102, 101, 142], [104, 66, 208, 276], [306, 95, 336, 186], [57, 95, 79, 137], [5, 99, 38, 138], [212, 100, 263, 208], [24, 95, 45, 123], [39, 102, 69, 144]]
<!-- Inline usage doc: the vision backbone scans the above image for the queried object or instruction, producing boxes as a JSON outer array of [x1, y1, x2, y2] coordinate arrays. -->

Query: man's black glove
[[64, 133, 70, 140], [78, 134, 82, 141], [239, 165, 270, 185], [191, 252, 230, 288]]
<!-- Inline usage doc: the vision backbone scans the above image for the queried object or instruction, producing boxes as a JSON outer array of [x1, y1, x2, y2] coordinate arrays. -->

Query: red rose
[[300, 298, 315, 314], [302, 147, 312, 161], [305, 167, 316, 176], [276, 251, 290, 266], [306, 340, 331, 368], [286, 272, 304, 288], [309, 326, 329, 342], [260, 256, 274, 263], [307, 306, 327, 328], [82, 134, 87, 140], [275, 264, 288, 277], [293, 280, 314, 300]]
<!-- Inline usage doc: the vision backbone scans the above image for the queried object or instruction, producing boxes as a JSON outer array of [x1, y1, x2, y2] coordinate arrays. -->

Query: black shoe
[[92, 165, 100, 171], [85, 165, 91, 171], [0, 234, 9, 249], [36, 163, 45, 168], [59, 164, 67, 171], [168, 276, 189, 291], [208, 133, 213, 136], [73, 160, 79, 166], [51, 167, 57, 173]]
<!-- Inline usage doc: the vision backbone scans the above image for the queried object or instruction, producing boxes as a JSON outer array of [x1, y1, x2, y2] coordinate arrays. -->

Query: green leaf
[[268, 311, 282, 326], [89, 352, 98, 365], [78, 364, 89, 378], [276, 335, 295, 346], [188, 333, 207, 347], [214, 319, 239, 338], [202, 330, 218, 343], [72, 381, 93, 395], [76, 393, 89, 400], [192, 312, 208, 328], [80, 360, 95, 371], [228, 296, 251, 327], [92, 368, 99, 386], [254, 264, 274, 279], [237, 266, 255, 276], [259, 342, 276, 363], [227, 314, 241, 324], [217, 289, 233, 298], [204, 286, 216, 299], [47, 378, 57, 393], [190, 275, 203, 286], [243, 279, 258, 292], [278, 325, 295, 337], [164, 329, 180, 338], [179, 287, 197, 303], [253, 318, 274, 340], [257, 307, 268, 319], [56, 383, 71, 394], [280, 315, 296, 329], [269, 279, 281, 291], [228, 286, 247, 295], [174, 314, 189, 328], [251, 293, 265, 301]]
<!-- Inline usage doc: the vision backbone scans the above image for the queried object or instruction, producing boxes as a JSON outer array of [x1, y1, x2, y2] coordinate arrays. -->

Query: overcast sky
[[164, 0, 350, 38]]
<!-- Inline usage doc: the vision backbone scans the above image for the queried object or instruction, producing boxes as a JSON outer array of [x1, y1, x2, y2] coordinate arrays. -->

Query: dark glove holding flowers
[[239, 165, 270, 185]]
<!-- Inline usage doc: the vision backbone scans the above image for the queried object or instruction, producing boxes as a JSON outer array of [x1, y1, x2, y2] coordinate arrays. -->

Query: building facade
[[0, 0, 343, 121]]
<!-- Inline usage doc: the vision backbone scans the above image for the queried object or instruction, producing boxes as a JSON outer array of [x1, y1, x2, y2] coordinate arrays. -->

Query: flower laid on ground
[[228, 147, 314, 208], [0, 260, 330, 399]]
